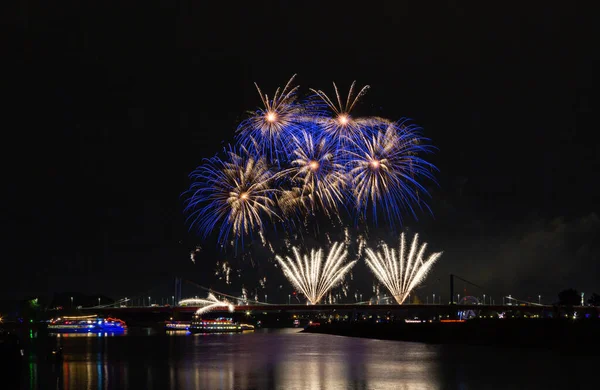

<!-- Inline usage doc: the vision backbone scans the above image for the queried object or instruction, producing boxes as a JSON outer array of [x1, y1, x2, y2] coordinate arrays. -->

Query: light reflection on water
[[17, 328, 599, 389]]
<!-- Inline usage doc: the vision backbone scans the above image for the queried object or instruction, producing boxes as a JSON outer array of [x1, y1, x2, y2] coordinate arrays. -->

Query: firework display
[[348, 121, 437, 226], [280, 130, 347, 217], [236, 75, 305, 161], [309, 81, 374, 142], [184, 145, 278, 245], [185, 75, 437, 246], [178, 293, 235, 315], [364, 233, 442, 304], [275, 242, 357, 304]]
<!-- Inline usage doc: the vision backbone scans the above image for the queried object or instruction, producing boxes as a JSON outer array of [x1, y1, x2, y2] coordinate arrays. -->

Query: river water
[[14, 328, 598, 389]]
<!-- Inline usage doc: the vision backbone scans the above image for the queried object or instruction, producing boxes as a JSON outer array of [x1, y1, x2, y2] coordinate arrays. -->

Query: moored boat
[[165, 320, 190, 331], [47, 315, 126, 333], [189, 317, 254, 333]]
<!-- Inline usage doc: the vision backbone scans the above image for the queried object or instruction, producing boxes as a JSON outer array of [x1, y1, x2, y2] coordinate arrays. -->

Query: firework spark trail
[[275, 242, 357, 304], [365, 232, 442, 304], [190, 246, 201, 264], [259, 230, 275, 254], [185, 146, 278, 245], [236, 75, 306, 162], [347, 121, 437, 226], [179, 293, 235, 315], [356, 235, 366, 257], [343, 228, 351, 245], [277, 131, 348, 217], [309, 81, 378, 143]]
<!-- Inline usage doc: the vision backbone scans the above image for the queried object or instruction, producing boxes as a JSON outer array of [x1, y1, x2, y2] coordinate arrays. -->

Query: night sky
[[3, 2, 597, 304]]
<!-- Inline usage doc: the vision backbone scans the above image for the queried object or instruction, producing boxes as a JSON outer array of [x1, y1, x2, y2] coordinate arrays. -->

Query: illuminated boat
[[47, 315, 127, 333], [165, 320, 190, 331], [189, 317, 253, 333]]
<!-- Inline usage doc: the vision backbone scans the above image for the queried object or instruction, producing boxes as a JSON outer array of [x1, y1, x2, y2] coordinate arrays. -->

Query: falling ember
[[190, 246, 202, 264], [365, 232, 442, 305], [356, 235, 366, 257], [344, 228, 351, 245], [259, 230, 275, 254], [275, 242, 357, 304]]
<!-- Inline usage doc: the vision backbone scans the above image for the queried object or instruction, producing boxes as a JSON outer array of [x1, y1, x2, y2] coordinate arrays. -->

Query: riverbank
[[303, 319, 600, 352]]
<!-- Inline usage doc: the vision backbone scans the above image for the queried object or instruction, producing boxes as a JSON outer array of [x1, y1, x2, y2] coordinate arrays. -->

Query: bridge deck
[[82, 304, 599, 314]]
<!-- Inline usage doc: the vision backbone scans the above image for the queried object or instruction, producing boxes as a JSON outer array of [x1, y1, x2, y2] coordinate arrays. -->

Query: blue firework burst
[[184, 145, 279, 246]]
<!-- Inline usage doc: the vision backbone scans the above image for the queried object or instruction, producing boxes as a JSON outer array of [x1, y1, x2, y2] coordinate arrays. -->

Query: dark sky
[[3, 2, 597, 304]]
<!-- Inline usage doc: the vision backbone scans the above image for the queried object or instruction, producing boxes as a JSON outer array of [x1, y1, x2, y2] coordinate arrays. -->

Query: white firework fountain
[[364, 232, 442, 304], [276, 242, 357, 305]]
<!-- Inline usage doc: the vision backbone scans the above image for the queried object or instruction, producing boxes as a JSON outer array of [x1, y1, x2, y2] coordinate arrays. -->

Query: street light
[[98, 297, 101, 306], [264, 294, 267, 303], [483, 294, 486, 305], [288, 294, 291, 304], [538, 295, 541, 305], [124, 297, 127, 307], [433, 293, 436, 304], [172, 295, 175, 306], [148, 296, 151, 306], [70, 296, 73, 308]]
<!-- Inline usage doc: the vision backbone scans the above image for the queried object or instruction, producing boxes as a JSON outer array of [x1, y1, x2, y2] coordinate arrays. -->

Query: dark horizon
[[3, 2, 597, 303]]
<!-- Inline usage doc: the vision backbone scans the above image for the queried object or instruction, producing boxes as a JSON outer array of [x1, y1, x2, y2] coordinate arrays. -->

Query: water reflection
[[20, 328, 600, 389]]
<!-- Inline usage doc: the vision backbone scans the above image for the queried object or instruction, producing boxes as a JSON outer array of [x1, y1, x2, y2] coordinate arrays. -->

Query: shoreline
[[302, 318, 600, 352]]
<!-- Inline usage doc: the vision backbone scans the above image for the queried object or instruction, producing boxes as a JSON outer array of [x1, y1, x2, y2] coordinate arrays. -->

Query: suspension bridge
[[60, 275, 598, 320]]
